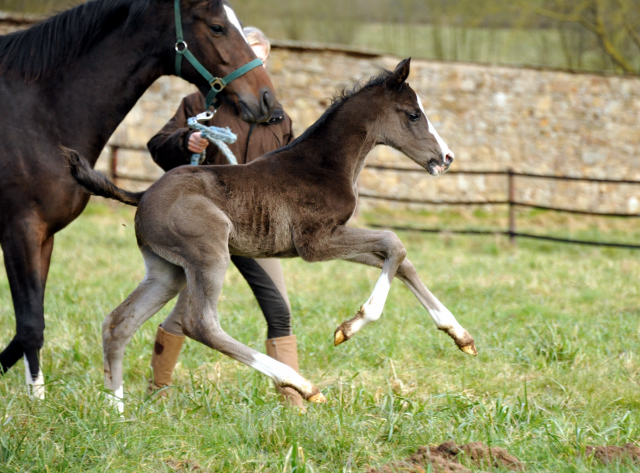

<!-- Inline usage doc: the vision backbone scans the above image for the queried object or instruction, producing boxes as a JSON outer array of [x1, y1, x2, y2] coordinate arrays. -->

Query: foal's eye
[[408, 112, 421, 122], [210, 25, 224, 35]]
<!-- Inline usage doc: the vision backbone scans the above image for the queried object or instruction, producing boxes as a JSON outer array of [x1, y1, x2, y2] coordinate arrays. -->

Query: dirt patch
[[367, 441, 523, 473], [584, 443, 640, 465], [164, 458, 202, 472]]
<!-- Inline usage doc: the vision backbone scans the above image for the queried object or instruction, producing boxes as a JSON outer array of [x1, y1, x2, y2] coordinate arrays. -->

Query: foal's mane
[[279, 69, 401, 151], [0, 0, 155, 82]]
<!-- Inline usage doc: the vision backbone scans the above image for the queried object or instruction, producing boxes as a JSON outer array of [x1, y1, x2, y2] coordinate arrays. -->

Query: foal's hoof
[[460, 342, 478, 356], [334, 329, 347, 346], [305, 385, 327, 403], [439, 327, 478, 356], [307, 392, 327, 403]]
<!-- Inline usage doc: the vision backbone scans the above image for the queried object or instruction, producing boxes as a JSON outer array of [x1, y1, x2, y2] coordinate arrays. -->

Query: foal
[[67, 58, 477, 405]]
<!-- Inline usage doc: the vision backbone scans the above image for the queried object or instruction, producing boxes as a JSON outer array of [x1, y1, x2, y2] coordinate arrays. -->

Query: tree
[[520, 0, 640, 73]]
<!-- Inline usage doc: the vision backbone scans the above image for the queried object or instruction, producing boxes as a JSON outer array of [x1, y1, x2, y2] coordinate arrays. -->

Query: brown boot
[[148, 325, 185, 397], [265, 334, 305, 409]]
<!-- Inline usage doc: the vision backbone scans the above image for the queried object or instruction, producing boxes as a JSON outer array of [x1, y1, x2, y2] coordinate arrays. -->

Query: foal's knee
[[383, 231, 406, 262]]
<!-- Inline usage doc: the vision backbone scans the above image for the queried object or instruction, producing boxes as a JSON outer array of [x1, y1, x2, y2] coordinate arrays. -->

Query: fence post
[[110, 145, 119, 184], [508, 168, 516, 244]]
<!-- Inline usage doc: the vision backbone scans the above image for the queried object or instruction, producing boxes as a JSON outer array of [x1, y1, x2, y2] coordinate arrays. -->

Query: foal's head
[[375, 59, 454, 176]]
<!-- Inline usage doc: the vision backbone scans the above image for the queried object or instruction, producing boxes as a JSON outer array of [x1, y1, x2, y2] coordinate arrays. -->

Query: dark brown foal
[[67, 58, 477, 407]]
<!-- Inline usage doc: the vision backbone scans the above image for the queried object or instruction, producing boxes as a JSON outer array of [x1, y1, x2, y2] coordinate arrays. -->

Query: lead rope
[[188, 111, 238, 166]]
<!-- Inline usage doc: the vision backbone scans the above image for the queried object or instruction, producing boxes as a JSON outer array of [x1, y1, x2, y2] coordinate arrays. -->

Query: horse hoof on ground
[[307, 392, 327, 403]]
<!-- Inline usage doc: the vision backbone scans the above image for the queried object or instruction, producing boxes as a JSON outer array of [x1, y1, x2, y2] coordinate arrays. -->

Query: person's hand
[[187, 132, 208, 153]]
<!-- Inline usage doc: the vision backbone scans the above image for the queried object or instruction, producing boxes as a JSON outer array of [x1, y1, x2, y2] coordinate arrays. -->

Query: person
[[145, 27, 302, 407]]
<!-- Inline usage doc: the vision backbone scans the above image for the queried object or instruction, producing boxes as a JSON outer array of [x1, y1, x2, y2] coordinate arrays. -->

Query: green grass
[[1, 201, 639, 472]]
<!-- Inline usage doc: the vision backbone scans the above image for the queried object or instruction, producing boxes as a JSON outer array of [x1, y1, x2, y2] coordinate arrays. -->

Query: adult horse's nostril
[[261, 89, 275, 118], [444, 152, 454, 165]]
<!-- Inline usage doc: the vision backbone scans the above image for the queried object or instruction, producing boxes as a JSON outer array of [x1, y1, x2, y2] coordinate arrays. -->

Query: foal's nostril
[[444, 152, 454, 165]]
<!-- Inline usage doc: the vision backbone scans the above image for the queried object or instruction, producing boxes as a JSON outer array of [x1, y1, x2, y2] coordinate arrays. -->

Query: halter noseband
[[174, 0, 263, 110]]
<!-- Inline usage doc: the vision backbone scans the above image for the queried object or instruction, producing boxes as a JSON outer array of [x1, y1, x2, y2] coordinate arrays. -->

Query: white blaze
[[416, 94, 452, 158], [223, 5, 249, 44]]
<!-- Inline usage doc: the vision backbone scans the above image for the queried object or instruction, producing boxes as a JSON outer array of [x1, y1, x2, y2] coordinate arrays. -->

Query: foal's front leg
[[296, 227, 407, 346], [344, 253, 476, 355]]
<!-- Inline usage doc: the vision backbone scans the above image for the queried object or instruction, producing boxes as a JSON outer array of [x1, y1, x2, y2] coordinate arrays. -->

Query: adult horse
[[0, 0, 276, 397], [67, 58, 477, 407]]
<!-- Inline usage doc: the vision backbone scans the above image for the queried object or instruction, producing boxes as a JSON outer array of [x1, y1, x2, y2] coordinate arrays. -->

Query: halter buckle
[[210, 77, 225, 92]]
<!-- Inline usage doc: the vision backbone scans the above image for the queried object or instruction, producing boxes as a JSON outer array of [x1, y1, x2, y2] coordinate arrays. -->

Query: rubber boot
[[148, 325, 185, 397], [265, 334, 305, 409]]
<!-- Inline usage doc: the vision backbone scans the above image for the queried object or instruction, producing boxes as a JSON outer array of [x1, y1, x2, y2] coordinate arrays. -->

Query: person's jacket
[[147, 92, 294, 171]]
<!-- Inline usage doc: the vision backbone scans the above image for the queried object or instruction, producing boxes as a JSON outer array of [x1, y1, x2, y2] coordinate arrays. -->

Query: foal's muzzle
[[427, 157, 452, 176]]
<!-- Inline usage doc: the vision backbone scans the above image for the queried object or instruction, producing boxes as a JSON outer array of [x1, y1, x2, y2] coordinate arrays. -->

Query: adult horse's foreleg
[[341, 253, 477, 355], [0, 221, 54, 399], [102, 248, 185, 410], [178, 246, 325, 404]]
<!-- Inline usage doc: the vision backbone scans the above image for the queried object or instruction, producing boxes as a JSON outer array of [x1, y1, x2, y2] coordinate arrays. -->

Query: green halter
[[174, 0, 263, 110]]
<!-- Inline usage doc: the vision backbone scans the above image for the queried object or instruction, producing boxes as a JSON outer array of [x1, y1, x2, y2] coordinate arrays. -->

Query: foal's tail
[[63, 147, 144, 207]]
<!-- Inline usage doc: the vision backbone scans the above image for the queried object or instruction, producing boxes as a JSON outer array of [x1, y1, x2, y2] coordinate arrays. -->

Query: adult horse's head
[[378, 58, 454, 176], [165, 0, 276, 122]]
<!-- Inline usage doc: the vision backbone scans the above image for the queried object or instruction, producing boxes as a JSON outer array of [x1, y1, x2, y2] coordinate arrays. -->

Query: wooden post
[[110, 145, 119, 184], [508, 168, 516, 244]]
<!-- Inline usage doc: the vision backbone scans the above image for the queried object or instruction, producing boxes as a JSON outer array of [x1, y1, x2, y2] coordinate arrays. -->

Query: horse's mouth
[[427, 160, 449, 176]]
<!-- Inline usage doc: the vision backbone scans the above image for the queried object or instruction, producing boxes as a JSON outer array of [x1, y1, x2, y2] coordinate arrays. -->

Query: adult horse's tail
[[63, 148, 144, 207]]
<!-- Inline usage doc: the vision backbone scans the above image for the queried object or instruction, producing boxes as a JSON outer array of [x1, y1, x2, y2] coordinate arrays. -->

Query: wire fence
[[106, 145, 640, 249], [362, 166, 640, 249]]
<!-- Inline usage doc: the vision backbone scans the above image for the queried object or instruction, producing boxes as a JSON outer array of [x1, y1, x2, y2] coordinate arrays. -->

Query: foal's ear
[[387, 58, 411, 90]]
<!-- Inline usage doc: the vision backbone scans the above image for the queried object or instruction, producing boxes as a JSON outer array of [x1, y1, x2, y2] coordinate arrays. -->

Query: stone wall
[[3, 14, 640, 214]]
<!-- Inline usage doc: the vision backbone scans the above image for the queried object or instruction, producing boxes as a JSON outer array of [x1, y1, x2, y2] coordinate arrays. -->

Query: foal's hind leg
[[102, 248, 185, 405], [171, 241, 324, 403], [342, 253, 476, 355]]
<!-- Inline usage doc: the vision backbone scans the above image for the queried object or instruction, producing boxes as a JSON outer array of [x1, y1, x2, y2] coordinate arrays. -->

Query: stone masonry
[[2, 15, 640, 214]]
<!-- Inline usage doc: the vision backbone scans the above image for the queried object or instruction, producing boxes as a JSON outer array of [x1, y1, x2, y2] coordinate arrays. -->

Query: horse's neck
[[51, 29, 166, 164], [301, 102, 378, 186]]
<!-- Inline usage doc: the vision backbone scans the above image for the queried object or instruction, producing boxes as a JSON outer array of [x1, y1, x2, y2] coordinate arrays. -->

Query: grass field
[[1, 201, 639, 472]]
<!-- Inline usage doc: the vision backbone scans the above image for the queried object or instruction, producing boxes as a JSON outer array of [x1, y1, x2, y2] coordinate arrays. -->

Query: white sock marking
[[425, 293, 466, 338], [23, 357, 45, 400], [223, 5, 249, 44], [251, 352, 312, 393], [347, 270, 392, 337], [108, 385, 124, 414], [362, 270, 391, 323], [416, 94, 452, 159]]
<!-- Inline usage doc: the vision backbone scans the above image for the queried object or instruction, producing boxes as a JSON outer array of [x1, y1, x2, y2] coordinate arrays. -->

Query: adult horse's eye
[[210, 25, 224, 35], [408, 112, 420, 122]]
